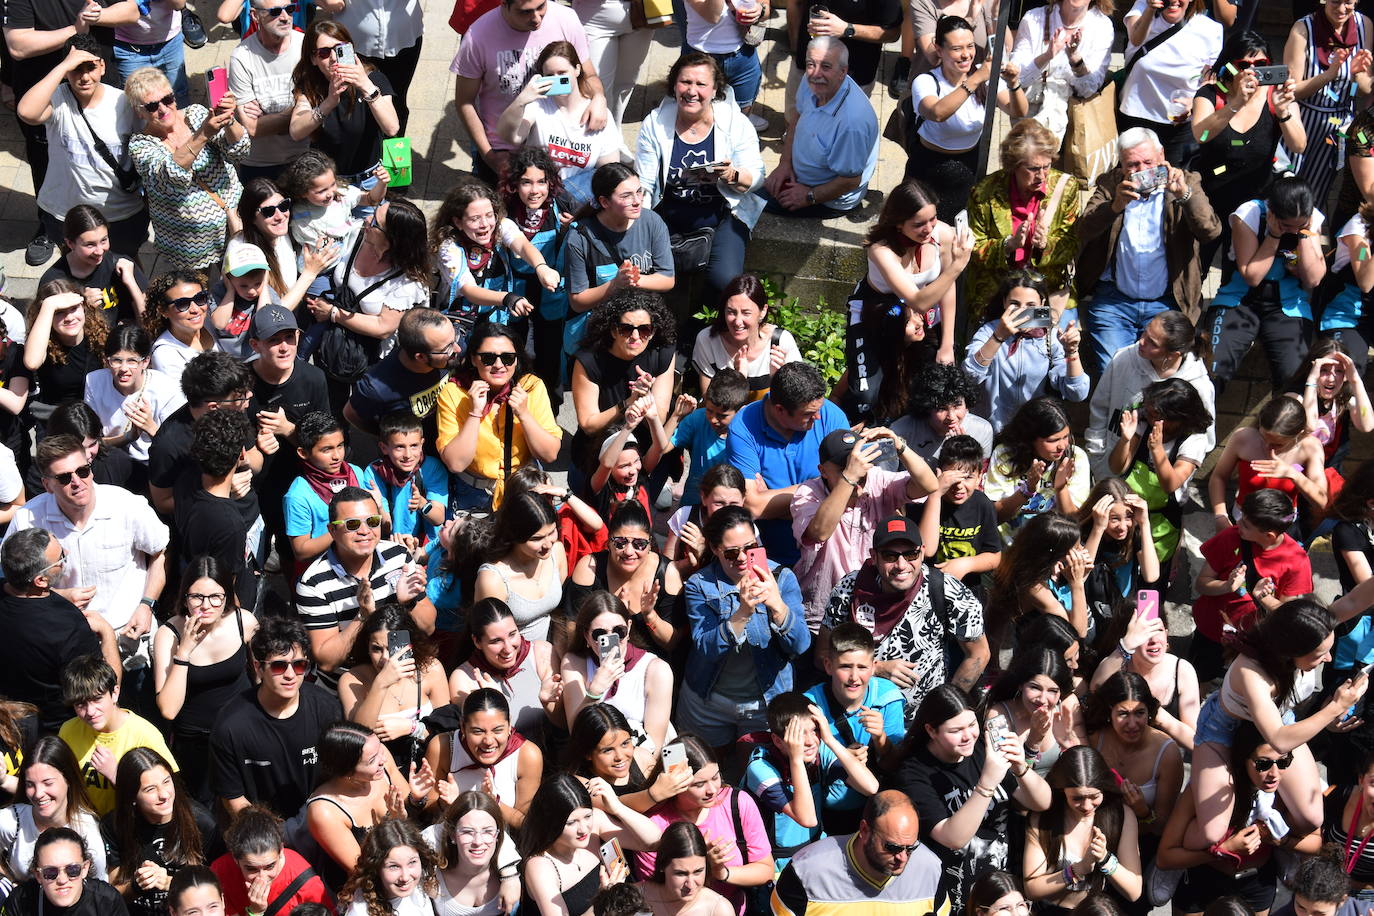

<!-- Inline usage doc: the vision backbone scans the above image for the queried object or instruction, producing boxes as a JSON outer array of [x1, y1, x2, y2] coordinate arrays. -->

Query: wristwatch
[[806, 189, 817, 205], [842, 22, 855, 37]]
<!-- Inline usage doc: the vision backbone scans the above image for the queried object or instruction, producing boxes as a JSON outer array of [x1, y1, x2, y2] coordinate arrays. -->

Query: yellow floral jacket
[[966, 167, 1082, 316]]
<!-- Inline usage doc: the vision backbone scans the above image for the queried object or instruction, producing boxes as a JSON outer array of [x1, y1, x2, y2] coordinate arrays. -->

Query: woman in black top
[[103, 749, 218, 916], [37, 206, 147, 329], [289, 21, 400, 184], [0, 827, 128, 916], [23, 280, 107, 429], [563, 704, 687, 812]]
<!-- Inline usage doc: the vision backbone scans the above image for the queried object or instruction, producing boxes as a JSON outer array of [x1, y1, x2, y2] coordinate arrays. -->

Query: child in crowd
[[651, 368, 748, 509], [212, 239, 337, 361], [361, 411, 449, 556], [280, 150, 391, 250], [664, 463, 748, 578], [284, 410, 374, 569], [917, 434, 1003, 589], [590, 399, 668, 522], [505, 462, 607, 569], [58, 654, 177, 817]]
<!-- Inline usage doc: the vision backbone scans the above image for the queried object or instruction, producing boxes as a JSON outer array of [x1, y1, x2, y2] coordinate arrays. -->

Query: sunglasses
[[720, 542, 761, 561], [330, 515, 383, 531], [256, 2, 297, 15], [1252, 753, 1294, 772], [878, 548, 921, 563], [142, 93, 175, 113], [476, 351, 518, 367], [880, 840, 920, 855], [257, 199, 292, 217], [265, 658, 310, 676], [1230, 58, 1270, 70], [38, 865, 83, 882], [615, 322, 654, 339], [166, 291, 210, 312], [44, 464, 93, 487], [591, 626, 629, 640], [314, 46, 340, 60], [610, 536, 651, 551]]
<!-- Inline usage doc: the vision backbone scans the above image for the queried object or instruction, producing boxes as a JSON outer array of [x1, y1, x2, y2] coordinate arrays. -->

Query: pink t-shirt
[[449, 3, 592, 151], [790, 467, 911, 630], [631, 787, 771, 916]]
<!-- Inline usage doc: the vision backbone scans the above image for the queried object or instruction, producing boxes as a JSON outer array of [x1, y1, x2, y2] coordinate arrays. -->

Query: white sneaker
[[748, 112, 769, 131]]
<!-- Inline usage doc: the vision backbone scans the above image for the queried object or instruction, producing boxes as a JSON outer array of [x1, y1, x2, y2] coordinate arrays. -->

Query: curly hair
[[999, 119, 1059, 173], [341, 818, 439, 916], [142, 270, 209, 340], [498, 147, 566, 209], [278, 149, 338, 201], [26, 278, 108, 367], [908, 361, 979, 419], [432, 180, 505, 254], [582, 288, 676, 354]]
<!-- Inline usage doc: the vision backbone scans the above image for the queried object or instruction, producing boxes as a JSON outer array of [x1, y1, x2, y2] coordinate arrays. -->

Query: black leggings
[[370, 39, 423, 134], [904, 141, 980, 224]]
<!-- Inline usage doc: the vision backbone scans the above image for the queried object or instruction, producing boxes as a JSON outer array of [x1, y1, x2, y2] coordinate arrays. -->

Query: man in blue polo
[[763, 36, 878, 216], [726, 361, 848, 570]]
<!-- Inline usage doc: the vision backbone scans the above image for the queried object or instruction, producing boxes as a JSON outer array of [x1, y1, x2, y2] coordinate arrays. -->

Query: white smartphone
[[661, 743, 689, 779]]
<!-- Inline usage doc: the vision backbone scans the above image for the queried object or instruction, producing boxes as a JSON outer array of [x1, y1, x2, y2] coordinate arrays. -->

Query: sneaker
[[25, 233, 54, 267], [888, 56, 911, 99], [1146, 863, 1183, 907], [182, 10, 207, 49], [748, 112, 769, 132]]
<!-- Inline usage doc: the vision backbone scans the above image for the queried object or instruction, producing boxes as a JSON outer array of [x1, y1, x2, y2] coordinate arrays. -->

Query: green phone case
[[382, 137, 412, 188]]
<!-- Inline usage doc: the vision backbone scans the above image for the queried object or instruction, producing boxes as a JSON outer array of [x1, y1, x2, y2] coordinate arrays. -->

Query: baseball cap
[[224, 240, 270, 277], [250, 304, 299, 340], [598, 429, 642, 462], [872, 514, 922, 550], [818, 429, 861, 467]]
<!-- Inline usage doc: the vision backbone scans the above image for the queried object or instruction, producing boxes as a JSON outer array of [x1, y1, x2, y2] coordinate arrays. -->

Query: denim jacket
[[683, 559, 811, 702]]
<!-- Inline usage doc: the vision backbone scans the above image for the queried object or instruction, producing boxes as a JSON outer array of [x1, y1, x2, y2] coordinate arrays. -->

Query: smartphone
[[1129, 165, 1169, 193], [661, 743, 689, 779], [1361, 660, 1374, 679], [334, 42, 356, 66], [1137, 589, 1161, 622], [954, 209, 969, 236], [595, 631, 621, 662], [744, 545, 768, 578], [543, 74, 572, 96], [1022, 305, 1054, 329], [207, 67, 228, 108], [1252, 64, 1289, 86], [599, 838, 626, 873], [386, 629, 412, 664]]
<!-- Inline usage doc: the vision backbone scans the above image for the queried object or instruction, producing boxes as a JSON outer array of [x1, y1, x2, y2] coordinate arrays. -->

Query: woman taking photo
[[565, 164, 676, 319], [896, 685, 1051, 911], [85, 324, 185, 473], [340, 818, 437, 916], [984, 647, 1087, 779], [24, 281, 108, 428], [965, 272, 1088, 429], [0, 829, 124, 916], [560, 590, 676, 755], [338, 607, 451, 779], [681, 505, 810, 756], [39, 205, 147, 327], [1090, 608, 1200, 751], [568, 502, 685, 661], [151, 558, 258, 806], [471, 493, 567, 645], [449, 598, 561, 740], [520, 773, 662, 916], [637, 821, 734, 916], [436, 321, 563, 513], [106, 749, 216, 916], [1083, 672, 1183, 842], [1118, 0, 1222, 167], [126, 67, 248, 272], [1008, 0, 1113, 147], [289, 21, 400, 184], [0, 737, 108, 880], [985, 397, 1092, 538], [144, 271, 221, 386], [637, 52, 766, 308], [423, 689, 543, 832], [231, 179, 299, 295], [564, 705, 691, 813], [691, 274, 801, 398], [1023, 747, 1143, 910], [426, 792, 520, 916]]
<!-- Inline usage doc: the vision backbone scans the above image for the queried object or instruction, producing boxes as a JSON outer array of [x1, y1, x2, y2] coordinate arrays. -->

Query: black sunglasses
[[314, 46, 339, 60], [256, 2, 297, 16], [476, 351, 518, 367], [615, 322, 654, 338], [1252, 753, 1294, 772], [142, 93, 176, 113], [880, 840, 920, 855], [265, 658, 310, 675], [878, 548, 921, 563], [610, 536, 651, 551], [257, 199, 292, 217], [44, 464, 93, 487], [329, 515, 383, 532], [38, 865, 83, 881], [720, 542, 760, 561], [591, 626, 629, 640], [166, 290, 210, 312]]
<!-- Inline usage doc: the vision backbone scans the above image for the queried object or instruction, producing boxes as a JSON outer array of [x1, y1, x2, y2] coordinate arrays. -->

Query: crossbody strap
[[68, 86, 125, 175], [262, 867, 320, 916], [1118, 21, 1184, 88]]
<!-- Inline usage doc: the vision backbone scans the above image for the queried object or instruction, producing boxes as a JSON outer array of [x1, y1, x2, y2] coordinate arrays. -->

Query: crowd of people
[[1, 0, 1374, 913]]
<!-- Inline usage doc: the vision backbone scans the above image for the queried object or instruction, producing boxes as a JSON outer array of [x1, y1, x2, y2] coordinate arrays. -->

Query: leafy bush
[[693, 277, 848, 386]]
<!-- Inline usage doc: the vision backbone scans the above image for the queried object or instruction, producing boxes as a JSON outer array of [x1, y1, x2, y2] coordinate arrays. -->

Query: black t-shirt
[[1194, 84, 1281, 222], [574, 345, 675, 415], [172, 479, 261, 609], [3, 0, 118, 91], [248, 361, 330, 522], [0, 591, 102, 733], [347, 351, 446, 445], [790, 0, 902, 86], [40, 256, 147, 329], [33, 337, 100, 414], [0, 344, 33, 458], [100, 802, 221, 916], [897, 741, 1018, 909], [312, 71, 395, 175], [148, 406, 195, 492], [933, 492, 1001, 564], [1332, 520, 1374, 596], [0, 878, 129, 916], [208, 684, 342, 817]]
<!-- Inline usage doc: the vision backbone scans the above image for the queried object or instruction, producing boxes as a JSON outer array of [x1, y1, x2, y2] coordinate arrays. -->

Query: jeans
[[704, 214, 750, 306], [114, 38, 189, 107], [699, 45, 761, 110], [1079, 280, 1173, 375], [760, 189, 844, 217]]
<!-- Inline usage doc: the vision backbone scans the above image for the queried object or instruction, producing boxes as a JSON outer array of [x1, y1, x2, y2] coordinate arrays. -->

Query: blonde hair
[[124, 67, 172, 113], [1000, 119, 1060, 173]]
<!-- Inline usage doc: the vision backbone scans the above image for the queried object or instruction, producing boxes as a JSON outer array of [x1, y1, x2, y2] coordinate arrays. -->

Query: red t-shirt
[[211, 849, 335, 916], [1192, 526, 1313, 642]]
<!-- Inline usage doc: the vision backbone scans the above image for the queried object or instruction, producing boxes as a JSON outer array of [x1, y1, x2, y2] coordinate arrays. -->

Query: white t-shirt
[[228, 29, 310, 167], [686, 0, 744, 53], [913, 69, 985, 150], [291, 185, 366, 249], [1119, 2, 1224, 123], [38, 86, 143, 222], [150, 332, 225, 389], [1335, 213, 1368, 272], [690, 326, 803, 381], [83, 368, 187, 464], [1228, 199, 1327, 261], [437, 220, 527, 294], [526, 98, 623, 191], [0, 444, 20, 506]]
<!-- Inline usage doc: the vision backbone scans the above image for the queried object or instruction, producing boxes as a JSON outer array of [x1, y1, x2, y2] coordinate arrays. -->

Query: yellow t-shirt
[[59, 711, 178, 816], [435, 374, 562, 508]]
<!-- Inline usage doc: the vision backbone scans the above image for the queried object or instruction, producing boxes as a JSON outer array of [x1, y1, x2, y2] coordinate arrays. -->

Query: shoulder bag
[[69, 86, 141, 194], [317, 233, 402, 382]]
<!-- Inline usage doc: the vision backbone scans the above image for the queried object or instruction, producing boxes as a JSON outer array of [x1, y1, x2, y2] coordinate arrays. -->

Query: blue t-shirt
[[725, 396, 849, 566], [672, 408, 728, 507], [361, 456, 450, 546], [283, 463, 366, 538], [741, 743, 842, 869], [803, 676, 907, 811], [426, 548, 463, 633]]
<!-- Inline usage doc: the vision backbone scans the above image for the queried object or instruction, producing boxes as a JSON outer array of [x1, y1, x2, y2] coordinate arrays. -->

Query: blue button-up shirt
[[1107, 189, 1168, 300], [792, 76, 879, 212]]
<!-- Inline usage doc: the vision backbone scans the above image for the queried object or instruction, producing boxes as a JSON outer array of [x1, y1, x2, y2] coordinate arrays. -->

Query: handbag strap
[[1036, 172, 1073, 247], [338, 232, 403, 312], [262, 866, 319, 916], [68, 85, 126, 176], [502, 391, 515, 481], [1117, 21, 1184, 88]]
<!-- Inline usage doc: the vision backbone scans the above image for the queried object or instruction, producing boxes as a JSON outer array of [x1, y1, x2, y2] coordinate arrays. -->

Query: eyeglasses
[[591, 626, 629, 640], [878, 548, 921, 563], [166, 291, 210, 312], [476, 351, 518, 367], [455, 827, 499, 841], [38, 865, 83, 882], [257, 199, 292, 217], [610, 536, 651, 551], [613, 189, 646, 203], [107, 356, 146, 368], [615, 322, 654, 339], [330, 515, 383, 531], [364, 213, 381, 231], [44, 464, 93, 487], [142, 93, 175, 113], [879, 840, 920, 855], [265, 658, 310, 676], [208, 395, 252, 410], [1252, 753, 1294, 772], [40, 552, 68, 576], [186, 592, 227, 607], [314, 45, 340, 60], [720, 542, 760, 561], [255, 2, 296, 16]]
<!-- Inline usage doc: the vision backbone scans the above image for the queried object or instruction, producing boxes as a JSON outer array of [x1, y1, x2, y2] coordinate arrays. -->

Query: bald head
[[858, 791, 920, 878], [864, 790, 917, 826]]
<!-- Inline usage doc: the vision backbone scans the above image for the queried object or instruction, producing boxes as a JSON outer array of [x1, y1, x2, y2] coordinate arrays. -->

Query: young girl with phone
[[1076, 479, 1160, 628], [1091, 607, 1201, 752]]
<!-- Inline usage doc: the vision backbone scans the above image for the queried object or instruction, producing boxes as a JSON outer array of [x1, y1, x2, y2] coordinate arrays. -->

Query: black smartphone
[[1251, 64, 1289, 86], [386, 629, 412, 663]]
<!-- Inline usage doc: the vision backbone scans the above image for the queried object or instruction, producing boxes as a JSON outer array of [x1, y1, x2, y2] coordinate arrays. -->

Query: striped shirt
[[295, 542, 412, 684], [771, 833, 952, 916]]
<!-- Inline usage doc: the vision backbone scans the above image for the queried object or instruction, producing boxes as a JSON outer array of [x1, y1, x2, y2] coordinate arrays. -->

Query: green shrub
[[692, 277, 847, 386]]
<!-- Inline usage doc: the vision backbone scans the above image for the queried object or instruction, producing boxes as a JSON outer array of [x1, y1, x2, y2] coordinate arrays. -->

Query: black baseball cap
[[872, 514, 922, 550]]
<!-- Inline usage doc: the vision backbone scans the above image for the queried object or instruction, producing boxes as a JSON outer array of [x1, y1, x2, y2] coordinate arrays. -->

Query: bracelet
[[421, 501, 434, 517], [723, 866, 731, 882], [972, 783, 997, 798], [310, 106, 326, 123], [362, 86, 382, 103], [1117, 640, 1134, 661], [1305, 382, 1318, 388], [1178, 186, 1192, 203], [172, 657, 190, 666], [841, 473, 860, 487], [1277, 112, 1292, 122], [1063, 864, 1084, 890], [329, 305, 339, 323], [1099, 853, 1119, 877], [1008, 82, 1022, 91], [992, 332, 1009, 343], [584, 688, 605, 701], [1011, 761, 1030, 778]]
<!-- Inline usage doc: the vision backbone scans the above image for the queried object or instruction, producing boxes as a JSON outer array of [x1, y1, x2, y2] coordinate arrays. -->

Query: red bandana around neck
[[468, 636, 532, 680], [299, 459, 358, 506], [849, 559, 924, 642]]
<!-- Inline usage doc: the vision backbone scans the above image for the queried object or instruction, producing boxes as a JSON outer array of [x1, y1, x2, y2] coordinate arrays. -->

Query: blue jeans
[[704, 214, 750, 306], [1080, 280, 1173, 375], [699, 45, 760, 110], [114, 38, 188, 107]]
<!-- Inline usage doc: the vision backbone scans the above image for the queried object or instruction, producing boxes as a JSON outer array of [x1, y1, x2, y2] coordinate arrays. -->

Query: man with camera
[[1075, 126, 1221, 375]]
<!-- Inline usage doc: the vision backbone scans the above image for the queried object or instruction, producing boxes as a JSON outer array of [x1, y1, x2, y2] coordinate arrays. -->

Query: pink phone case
[[744, 546, 768, 578], [207, 68, 228, 108], [1137, 589, 1160, 621]]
